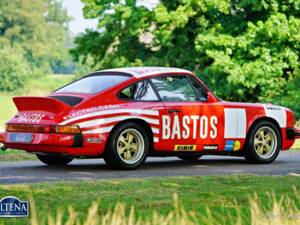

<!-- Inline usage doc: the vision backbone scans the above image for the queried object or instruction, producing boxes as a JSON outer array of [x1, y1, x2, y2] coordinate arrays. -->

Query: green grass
[[0, 150, 36, 161], [0, 175, 299, 225], [293, 139, 300, 150]]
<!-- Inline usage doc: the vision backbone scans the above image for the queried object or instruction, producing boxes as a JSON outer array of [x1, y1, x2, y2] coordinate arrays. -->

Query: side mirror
[[207, 92, 216, 103]]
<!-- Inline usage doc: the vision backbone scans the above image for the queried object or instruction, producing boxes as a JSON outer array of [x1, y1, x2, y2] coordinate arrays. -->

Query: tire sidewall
[[246, 121, 281, 163], [105, 122, 149, 169]]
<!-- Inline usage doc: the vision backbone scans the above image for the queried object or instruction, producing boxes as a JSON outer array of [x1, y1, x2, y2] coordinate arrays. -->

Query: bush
[[0, 47, 30, 92]]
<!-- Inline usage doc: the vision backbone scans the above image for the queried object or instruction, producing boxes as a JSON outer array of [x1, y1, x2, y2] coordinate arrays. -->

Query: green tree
[[72, 0, 300, 118], [0, 46, 30, 92], [0, 0, 71, 81]]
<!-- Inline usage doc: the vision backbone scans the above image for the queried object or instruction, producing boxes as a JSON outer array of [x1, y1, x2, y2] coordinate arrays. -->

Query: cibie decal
[[0, 196, 29, 217], [162, 115, 218, 140], [174, 145, 197, 151], [203, 145, 218, 150], [17, 113, 45, 123]]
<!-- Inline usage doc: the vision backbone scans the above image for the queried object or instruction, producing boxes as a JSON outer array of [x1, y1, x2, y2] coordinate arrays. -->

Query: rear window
[[54, 75, 131, 94]]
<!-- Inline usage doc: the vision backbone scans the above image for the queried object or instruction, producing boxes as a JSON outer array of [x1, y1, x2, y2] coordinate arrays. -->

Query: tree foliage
[[72, 0, 300, 118], [0, 46, 30, 92], [0, 0, 71, 91]]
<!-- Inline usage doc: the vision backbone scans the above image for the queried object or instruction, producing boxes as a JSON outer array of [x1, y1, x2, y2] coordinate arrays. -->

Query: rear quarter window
[[55, 75, 131, 94]]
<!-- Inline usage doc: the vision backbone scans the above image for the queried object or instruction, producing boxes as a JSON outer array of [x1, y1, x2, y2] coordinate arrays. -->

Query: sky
[[62, 0, 158, 35]]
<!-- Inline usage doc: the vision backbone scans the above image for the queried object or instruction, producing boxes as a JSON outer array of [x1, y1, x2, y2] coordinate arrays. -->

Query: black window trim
[[150, 74, 206, 103], [117, 79, 162, 102], [186, 75, 208, 102]]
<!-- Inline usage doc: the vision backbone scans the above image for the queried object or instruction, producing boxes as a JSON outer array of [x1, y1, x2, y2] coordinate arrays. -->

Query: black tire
[[36, 154, 73, 166], [104, 122, 149, 170], [177, 155, 202, 161], [244, 121, 281, 164]]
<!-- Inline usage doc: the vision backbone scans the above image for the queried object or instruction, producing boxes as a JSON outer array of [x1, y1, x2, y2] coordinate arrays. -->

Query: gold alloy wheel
[[254, 126, 277, 159], [117, 128, 145, 164]]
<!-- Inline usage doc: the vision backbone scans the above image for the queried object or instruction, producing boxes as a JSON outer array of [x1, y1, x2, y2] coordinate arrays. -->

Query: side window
[[119, 80, 159, 101], [151, 76, 197, 102], [188, 76, 208, 102]]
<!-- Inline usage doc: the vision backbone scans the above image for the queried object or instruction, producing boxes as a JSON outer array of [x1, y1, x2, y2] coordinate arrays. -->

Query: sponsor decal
[[0, 196, 29, 217], [265, 105, 282, 111], [225, 140, 234, 151], [86, 137, 102, 143], [162, 115, 218, 140], [225, 140, 241, 151], [233, 141, 241, 151], [64, 104, 120, 120], [174, 145, 197, 151], [17, 113, 45, 123], [203, 145, 218, 150]]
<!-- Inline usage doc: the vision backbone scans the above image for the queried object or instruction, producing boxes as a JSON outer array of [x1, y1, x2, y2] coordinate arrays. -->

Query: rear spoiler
[[13, 97, 71, 113]]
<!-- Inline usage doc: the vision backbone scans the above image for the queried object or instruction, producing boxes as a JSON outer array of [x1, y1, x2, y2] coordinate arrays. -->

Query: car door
[[150, 74, 225, 152]]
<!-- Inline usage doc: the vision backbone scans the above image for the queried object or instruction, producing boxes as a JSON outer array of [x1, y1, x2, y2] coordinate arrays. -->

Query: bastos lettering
[[162, 115, 218, 140]]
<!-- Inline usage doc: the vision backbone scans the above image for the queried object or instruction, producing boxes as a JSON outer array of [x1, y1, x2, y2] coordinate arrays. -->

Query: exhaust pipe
[[1, 145, 7, 151]]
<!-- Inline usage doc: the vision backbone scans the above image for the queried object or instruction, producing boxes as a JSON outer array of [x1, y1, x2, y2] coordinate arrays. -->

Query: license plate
[[10, 133, 33, 143]]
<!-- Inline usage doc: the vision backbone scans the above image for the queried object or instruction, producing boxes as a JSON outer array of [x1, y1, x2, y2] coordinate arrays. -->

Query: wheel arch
[[247, 116, 282, 148], [104, 118, 154, 152]]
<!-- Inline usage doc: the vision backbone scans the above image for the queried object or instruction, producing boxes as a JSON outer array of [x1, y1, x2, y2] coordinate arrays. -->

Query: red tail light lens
[[0, 134, 5, 142], [6, 124, 81, 135], [6, 124, 51, 133]]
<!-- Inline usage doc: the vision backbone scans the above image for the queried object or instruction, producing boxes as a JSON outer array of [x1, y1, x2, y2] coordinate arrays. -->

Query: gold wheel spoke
[[265, 144, 271, 153], [254, 139, 263, 145], [119, 136, 127, 145], [127, 133, 134, 144], [265, 134, 272, 142], [117, 146, 127, 155], [257, 145, 264, 154], [259, 130, 265, 140], [125, 149, 132, 159]]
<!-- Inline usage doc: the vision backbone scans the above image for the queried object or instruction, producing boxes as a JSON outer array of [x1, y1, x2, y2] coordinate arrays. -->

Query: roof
[[99, 67, 193, 78]]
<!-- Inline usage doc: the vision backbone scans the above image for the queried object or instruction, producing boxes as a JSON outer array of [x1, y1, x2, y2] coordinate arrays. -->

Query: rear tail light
[[6, 124, 81, 135], [6, 124, 51, 133], [55, 125, 81, 134], [0, 134, 5, 143]]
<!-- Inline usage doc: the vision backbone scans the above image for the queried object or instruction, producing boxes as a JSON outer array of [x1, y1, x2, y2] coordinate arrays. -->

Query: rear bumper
[[287, 128, 300, 140], [0, 132, 83, 147], [0, 132, 106, 156]]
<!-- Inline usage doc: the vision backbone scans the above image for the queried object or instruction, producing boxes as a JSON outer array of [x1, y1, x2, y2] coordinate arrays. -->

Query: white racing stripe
[[77, 115, 159, 128], [82, 126, 113, 134], [83, 126, 159, 135], [60, 109, 159, 125], [151, 127, 159, 134]]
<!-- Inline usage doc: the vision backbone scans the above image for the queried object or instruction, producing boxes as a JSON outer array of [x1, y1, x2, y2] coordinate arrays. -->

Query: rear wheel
[[244, 121, 281, 163], [104, 122, 149, 170], [177, 155, 202, 161], [36, 154, 73, 165]]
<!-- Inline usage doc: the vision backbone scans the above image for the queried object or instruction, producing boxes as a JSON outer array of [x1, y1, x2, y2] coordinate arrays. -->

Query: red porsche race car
[[0, 67, 299, 169]]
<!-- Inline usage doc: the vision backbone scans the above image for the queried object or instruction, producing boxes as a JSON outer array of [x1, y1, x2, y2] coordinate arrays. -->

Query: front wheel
[[104, 122, 149, 170], [244, 121, 281, 164], [36, 154, 73, 165]]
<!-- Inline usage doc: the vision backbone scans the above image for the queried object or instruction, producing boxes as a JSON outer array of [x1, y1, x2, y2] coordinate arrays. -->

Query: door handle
[[168, 109, 182, 114]]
